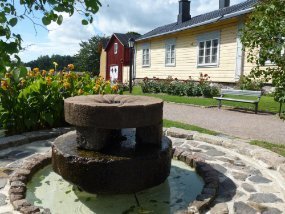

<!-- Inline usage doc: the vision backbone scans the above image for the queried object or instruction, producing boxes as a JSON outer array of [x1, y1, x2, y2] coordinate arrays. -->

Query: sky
[[16, 0, 246, 62]]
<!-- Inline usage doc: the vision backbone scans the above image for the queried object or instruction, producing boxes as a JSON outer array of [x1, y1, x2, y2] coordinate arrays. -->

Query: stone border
[[167, 127, 285, 174], [9, 152, 52, 213], [6, 127, 285, 214], [8, 150, 218, 214], [172, 147, 219, 214], [166, 127, 285, 213], [0, 127, 74, 150], [7, 134, 220, 214]]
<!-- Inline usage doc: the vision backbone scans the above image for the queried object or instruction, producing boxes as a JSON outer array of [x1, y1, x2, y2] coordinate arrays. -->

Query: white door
[[110, 65, 119, 83]]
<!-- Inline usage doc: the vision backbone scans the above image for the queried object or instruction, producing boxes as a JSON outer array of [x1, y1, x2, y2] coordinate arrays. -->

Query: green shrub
[[141, 78, 161, 93], [140, 73, 219, 98], [0, 66, 122, 133], [167, 81, 186, 96], [238, 75, 264, 91], [200, 84, 212, 98], [211, 85, 220, 97], [192, 84, 203, 96], [184, 82, 195, 96]]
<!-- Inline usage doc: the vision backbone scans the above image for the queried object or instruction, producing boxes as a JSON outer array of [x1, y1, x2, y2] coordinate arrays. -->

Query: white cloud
[[20, 0, 246, 62], [94, 0, 246, 35], [19, 13, 95, 62]]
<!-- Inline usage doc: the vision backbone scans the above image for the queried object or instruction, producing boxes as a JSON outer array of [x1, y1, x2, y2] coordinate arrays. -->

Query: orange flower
[[63, 81, 71, 89], [33, 68, 40, 73], [45, 77, 52, 85], [42, 70, 47, 76], [28, 71, 34, 77], [1, 80, 8, 90], [93, 84, 100, 92], [68, 64, 75, 71], [112, 84, 119, 91], [78, 89, 84, 95], [64, 73, 71, 79], [49, 69, 55, 76]]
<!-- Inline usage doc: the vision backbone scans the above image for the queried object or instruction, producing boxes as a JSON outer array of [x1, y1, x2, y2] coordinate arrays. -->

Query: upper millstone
[[64, 95, 163, 129]]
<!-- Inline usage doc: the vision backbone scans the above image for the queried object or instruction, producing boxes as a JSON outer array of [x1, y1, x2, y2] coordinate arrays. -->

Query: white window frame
[[165, 39, 176, 67], [196, 31, 220, 67], [142, 43, 151, 67], [114, 43, 118, 55]]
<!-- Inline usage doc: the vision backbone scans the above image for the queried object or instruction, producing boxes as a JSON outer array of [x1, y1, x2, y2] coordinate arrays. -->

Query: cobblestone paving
[[169, 135, 285, 214], [0, 133, 285, 213]]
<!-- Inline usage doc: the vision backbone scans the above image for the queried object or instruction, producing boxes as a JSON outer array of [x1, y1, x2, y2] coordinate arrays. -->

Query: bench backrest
[[221, 89, 262, 98]]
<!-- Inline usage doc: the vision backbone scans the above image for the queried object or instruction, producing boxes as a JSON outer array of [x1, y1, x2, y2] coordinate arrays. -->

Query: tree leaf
[[42, 16, 51, 25], [82, 19, 88, 25], [57, 15, 63, 25], [9, 18, 18, 27]]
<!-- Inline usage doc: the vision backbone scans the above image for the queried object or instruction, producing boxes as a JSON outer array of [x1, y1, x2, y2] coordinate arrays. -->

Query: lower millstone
[[76, 127, 123, 151], [52, 130, 172, 194]]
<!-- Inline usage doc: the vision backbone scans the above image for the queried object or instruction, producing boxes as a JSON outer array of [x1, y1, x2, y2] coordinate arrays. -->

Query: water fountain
[[52, 95, 173, 194], [17, 95, 204, 213]]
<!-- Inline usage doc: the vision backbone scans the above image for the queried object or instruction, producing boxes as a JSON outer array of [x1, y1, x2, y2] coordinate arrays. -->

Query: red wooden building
[[104, 33, 140, 83]]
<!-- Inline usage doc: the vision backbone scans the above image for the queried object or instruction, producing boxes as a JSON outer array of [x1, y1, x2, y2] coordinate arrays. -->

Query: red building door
[[110, 65, 119, 83]]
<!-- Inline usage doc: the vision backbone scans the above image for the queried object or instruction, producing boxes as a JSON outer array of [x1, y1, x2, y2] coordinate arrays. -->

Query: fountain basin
[[52, 130, 172, 194]]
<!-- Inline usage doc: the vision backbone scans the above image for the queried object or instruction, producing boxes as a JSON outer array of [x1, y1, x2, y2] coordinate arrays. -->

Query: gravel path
[[164, 103, 285, 144]]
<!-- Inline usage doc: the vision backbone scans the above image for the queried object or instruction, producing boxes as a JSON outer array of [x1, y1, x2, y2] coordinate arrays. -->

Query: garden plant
[[241, 0, 285, 117], [140, 73, 220, 98], [0, 65, 122, 133]]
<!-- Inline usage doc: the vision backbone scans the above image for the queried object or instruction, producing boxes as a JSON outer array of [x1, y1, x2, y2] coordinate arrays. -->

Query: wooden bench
[[214, 89, 262, 114]]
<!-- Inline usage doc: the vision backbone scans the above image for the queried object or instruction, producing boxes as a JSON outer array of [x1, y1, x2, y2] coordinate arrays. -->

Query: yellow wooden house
[[134, 0, 258, 83]]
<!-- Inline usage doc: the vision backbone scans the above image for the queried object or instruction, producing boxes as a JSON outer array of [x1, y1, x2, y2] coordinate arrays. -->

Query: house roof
[[114, 33, 141, 46], [137, 0, 258, 41], [105, 33, 141, 50]]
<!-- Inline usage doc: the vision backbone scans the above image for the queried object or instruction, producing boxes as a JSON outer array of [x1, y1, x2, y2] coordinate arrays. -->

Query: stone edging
[[9, 152, 52, 213], [172, 147, 219, 214], [6, 127, 285, 214], [0, 127, 74, 150], [166, 127, 285, 176], [166, 127, 285, 213], [7, 135, 220, 214], [8, 150, 218, 214]]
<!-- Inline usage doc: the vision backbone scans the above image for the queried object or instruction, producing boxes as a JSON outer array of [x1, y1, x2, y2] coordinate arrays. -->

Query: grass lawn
[[163, 119, 219, 136], [250, 140, 285, 157], [126, 86, 282, 114]]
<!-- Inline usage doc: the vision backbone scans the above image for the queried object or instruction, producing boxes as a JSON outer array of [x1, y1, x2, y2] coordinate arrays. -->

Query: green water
[[26, 160, 204, 214]]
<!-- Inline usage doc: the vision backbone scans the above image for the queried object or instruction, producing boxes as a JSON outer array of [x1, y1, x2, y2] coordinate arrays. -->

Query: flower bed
[[140, 73, 220, 98], [0, 66, 123, 133]]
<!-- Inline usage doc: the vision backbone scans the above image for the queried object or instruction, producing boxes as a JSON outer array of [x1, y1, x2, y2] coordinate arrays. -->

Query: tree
[[126, 32, 141, 36], [241, 0, 285, 115], [75, 36, 109, 76], [25, 55, 76, 70], [0, 0, 101, 74]]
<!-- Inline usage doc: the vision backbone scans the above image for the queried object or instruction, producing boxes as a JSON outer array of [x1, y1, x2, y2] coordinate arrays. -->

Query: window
[[198, 39, 219, 66], [142, 43, 150, 67], [197, 31, 220, 67], [165, 40, 176, 66], [114, 43, 118, 54]]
